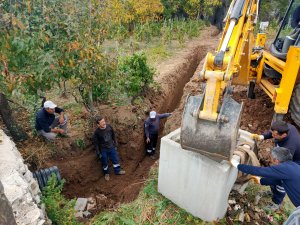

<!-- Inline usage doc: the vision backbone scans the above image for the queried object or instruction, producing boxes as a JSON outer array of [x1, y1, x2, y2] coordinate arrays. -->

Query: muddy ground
[[1, 26, 298, 223]]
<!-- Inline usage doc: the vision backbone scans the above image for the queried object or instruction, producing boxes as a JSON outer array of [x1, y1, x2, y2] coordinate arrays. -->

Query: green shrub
[[75, 138, 86, 150], [41, 174, 81, 225], [118, 52, 155, 98]]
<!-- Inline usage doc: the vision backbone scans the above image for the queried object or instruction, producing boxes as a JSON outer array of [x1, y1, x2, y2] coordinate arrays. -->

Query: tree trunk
[[88, 90, 94, 113], [0, 93, 28, 142]]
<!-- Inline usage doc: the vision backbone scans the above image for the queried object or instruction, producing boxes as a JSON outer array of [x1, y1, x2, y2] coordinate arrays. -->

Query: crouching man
[[93, 117, 125, 181], [35, 100, 68, 141], [231, 147, 300, 211]]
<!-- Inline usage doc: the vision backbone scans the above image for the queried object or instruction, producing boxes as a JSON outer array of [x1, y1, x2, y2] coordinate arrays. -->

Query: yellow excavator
[[181, 0, 300, 162]]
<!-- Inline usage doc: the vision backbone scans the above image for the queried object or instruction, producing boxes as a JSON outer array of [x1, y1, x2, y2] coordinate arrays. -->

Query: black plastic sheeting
[[33, 166, 62, 190]]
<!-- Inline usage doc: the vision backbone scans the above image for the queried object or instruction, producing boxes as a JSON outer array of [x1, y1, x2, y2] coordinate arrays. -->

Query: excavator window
[[264, 1, 300, 79]]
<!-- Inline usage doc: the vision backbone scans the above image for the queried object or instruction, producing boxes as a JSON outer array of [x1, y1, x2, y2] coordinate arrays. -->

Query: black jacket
[[93, 124, 116, 151], [35, 107, 64, 132]]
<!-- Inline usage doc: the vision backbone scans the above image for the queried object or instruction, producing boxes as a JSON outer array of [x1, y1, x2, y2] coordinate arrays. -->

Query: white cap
[[150, 111, 156, 119], [44, 100, 57, 109]]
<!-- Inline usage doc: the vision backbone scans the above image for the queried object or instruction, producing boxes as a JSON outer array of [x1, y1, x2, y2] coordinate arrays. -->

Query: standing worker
[[144, 110, 172, 159], [93, 117, 125, 181]]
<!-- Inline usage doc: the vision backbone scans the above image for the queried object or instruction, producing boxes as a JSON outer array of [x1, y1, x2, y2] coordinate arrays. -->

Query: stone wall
[[0, 130, 47, 225]]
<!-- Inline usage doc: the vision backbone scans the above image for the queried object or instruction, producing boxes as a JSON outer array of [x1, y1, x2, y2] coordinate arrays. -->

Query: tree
[[0, 93, 28, 141]]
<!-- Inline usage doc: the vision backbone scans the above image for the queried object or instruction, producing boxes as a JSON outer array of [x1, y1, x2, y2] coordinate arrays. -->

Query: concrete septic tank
[[158, 128, 253, 222]]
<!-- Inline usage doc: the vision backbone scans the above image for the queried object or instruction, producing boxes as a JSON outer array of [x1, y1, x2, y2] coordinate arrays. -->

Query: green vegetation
[[118, 53, 155, 98], [90, 168, 205, 225], [41, 175, 81, 225], [0, 0, 209, 113], [75, 138, 86, 150]]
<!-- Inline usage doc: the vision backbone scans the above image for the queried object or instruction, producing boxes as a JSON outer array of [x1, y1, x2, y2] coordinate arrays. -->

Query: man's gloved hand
[[251, 134, 264, 141], [250, 176, 261, 184], [230, 158, 240, 168], [146, 137, 150, 143]]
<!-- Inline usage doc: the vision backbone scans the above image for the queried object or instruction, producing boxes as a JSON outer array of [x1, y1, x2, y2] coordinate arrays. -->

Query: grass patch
[[90, 167, 207, 225]]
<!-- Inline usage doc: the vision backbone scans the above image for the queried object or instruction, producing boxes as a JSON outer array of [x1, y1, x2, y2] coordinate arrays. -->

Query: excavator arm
[[181, 0, 260, 161]]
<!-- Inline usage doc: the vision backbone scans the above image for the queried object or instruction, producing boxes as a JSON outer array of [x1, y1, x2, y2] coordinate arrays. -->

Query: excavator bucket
[[181, 95, 243, 162]]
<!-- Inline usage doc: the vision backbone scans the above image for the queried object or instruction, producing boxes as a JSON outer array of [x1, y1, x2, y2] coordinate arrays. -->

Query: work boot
[[116, 170, 125, 175], [104, 174, 110, 181], [264, 202, 281, 211]]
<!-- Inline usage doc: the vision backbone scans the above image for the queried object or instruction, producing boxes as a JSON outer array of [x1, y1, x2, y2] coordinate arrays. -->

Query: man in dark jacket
[[35, 100, 67, 140], [231, 147, 300, 211], [144, 110, 172, 158], [93, 117, 125, 181], [252, 121, 300, 164], [251, 121, 300, 209]]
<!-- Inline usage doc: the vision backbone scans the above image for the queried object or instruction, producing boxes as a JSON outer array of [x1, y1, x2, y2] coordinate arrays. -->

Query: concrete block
[[158, 128, 239, 222], [74, 198, 88, 211]]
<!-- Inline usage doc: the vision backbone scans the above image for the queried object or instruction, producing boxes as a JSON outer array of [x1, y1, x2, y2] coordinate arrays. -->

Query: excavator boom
[[181, 0, 300, 161], [181, 0, 259, 161]]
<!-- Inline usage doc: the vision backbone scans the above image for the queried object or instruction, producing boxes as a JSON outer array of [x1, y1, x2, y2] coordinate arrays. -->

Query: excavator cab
[[264, 1, 300, 79]]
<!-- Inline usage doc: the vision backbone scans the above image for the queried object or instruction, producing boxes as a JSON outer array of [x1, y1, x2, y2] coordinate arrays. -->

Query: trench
[[44, 35, 220, 217]]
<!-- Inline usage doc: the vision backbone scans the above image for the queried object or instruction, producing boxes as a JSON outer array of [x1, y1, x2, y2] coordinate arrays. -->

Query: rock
[[238, 210, 245, 222], [83, 211, 91, 218], [0, 181, 16, 225], [87, 197, 95, 204], [74, 198, 88, 211], [254, 206, 262, 212], [228, 199, 236, 205], [245, 213, 251, 222], [0, 131, 46, 225], [75, 211, 83, 218], [234, 204, 241, 211], [254, 213, 260, 220], [96, 194, 107, 201], [24, 208, 42, 224], [87, 202, 96, 211], [37, 219, 46, 225], [232, 182, 248, 194]]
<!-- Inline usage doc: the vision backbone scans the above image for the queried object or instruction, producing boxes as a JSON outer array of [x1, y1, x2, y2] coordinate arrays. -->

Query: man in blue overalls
[[144, 111, 172, 159]]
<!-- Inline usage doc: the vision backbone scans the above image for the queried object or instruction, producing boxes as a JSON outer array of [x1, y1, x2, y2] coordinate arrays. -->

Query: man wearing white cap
[[35, 100, 68, 140], [144, 110, 172, 158]]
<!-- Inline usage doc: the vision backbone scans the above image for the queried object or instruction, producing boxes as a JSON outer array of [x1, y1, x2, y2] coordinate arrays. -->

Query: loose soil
[[2, 25, 299, 223]]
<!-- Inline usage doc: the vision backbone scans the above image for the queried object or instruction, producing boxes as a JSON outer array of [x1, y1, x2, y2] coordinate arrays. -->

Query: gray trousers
[[38, 116, 68, 140], [284, 206, 300, 225]]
